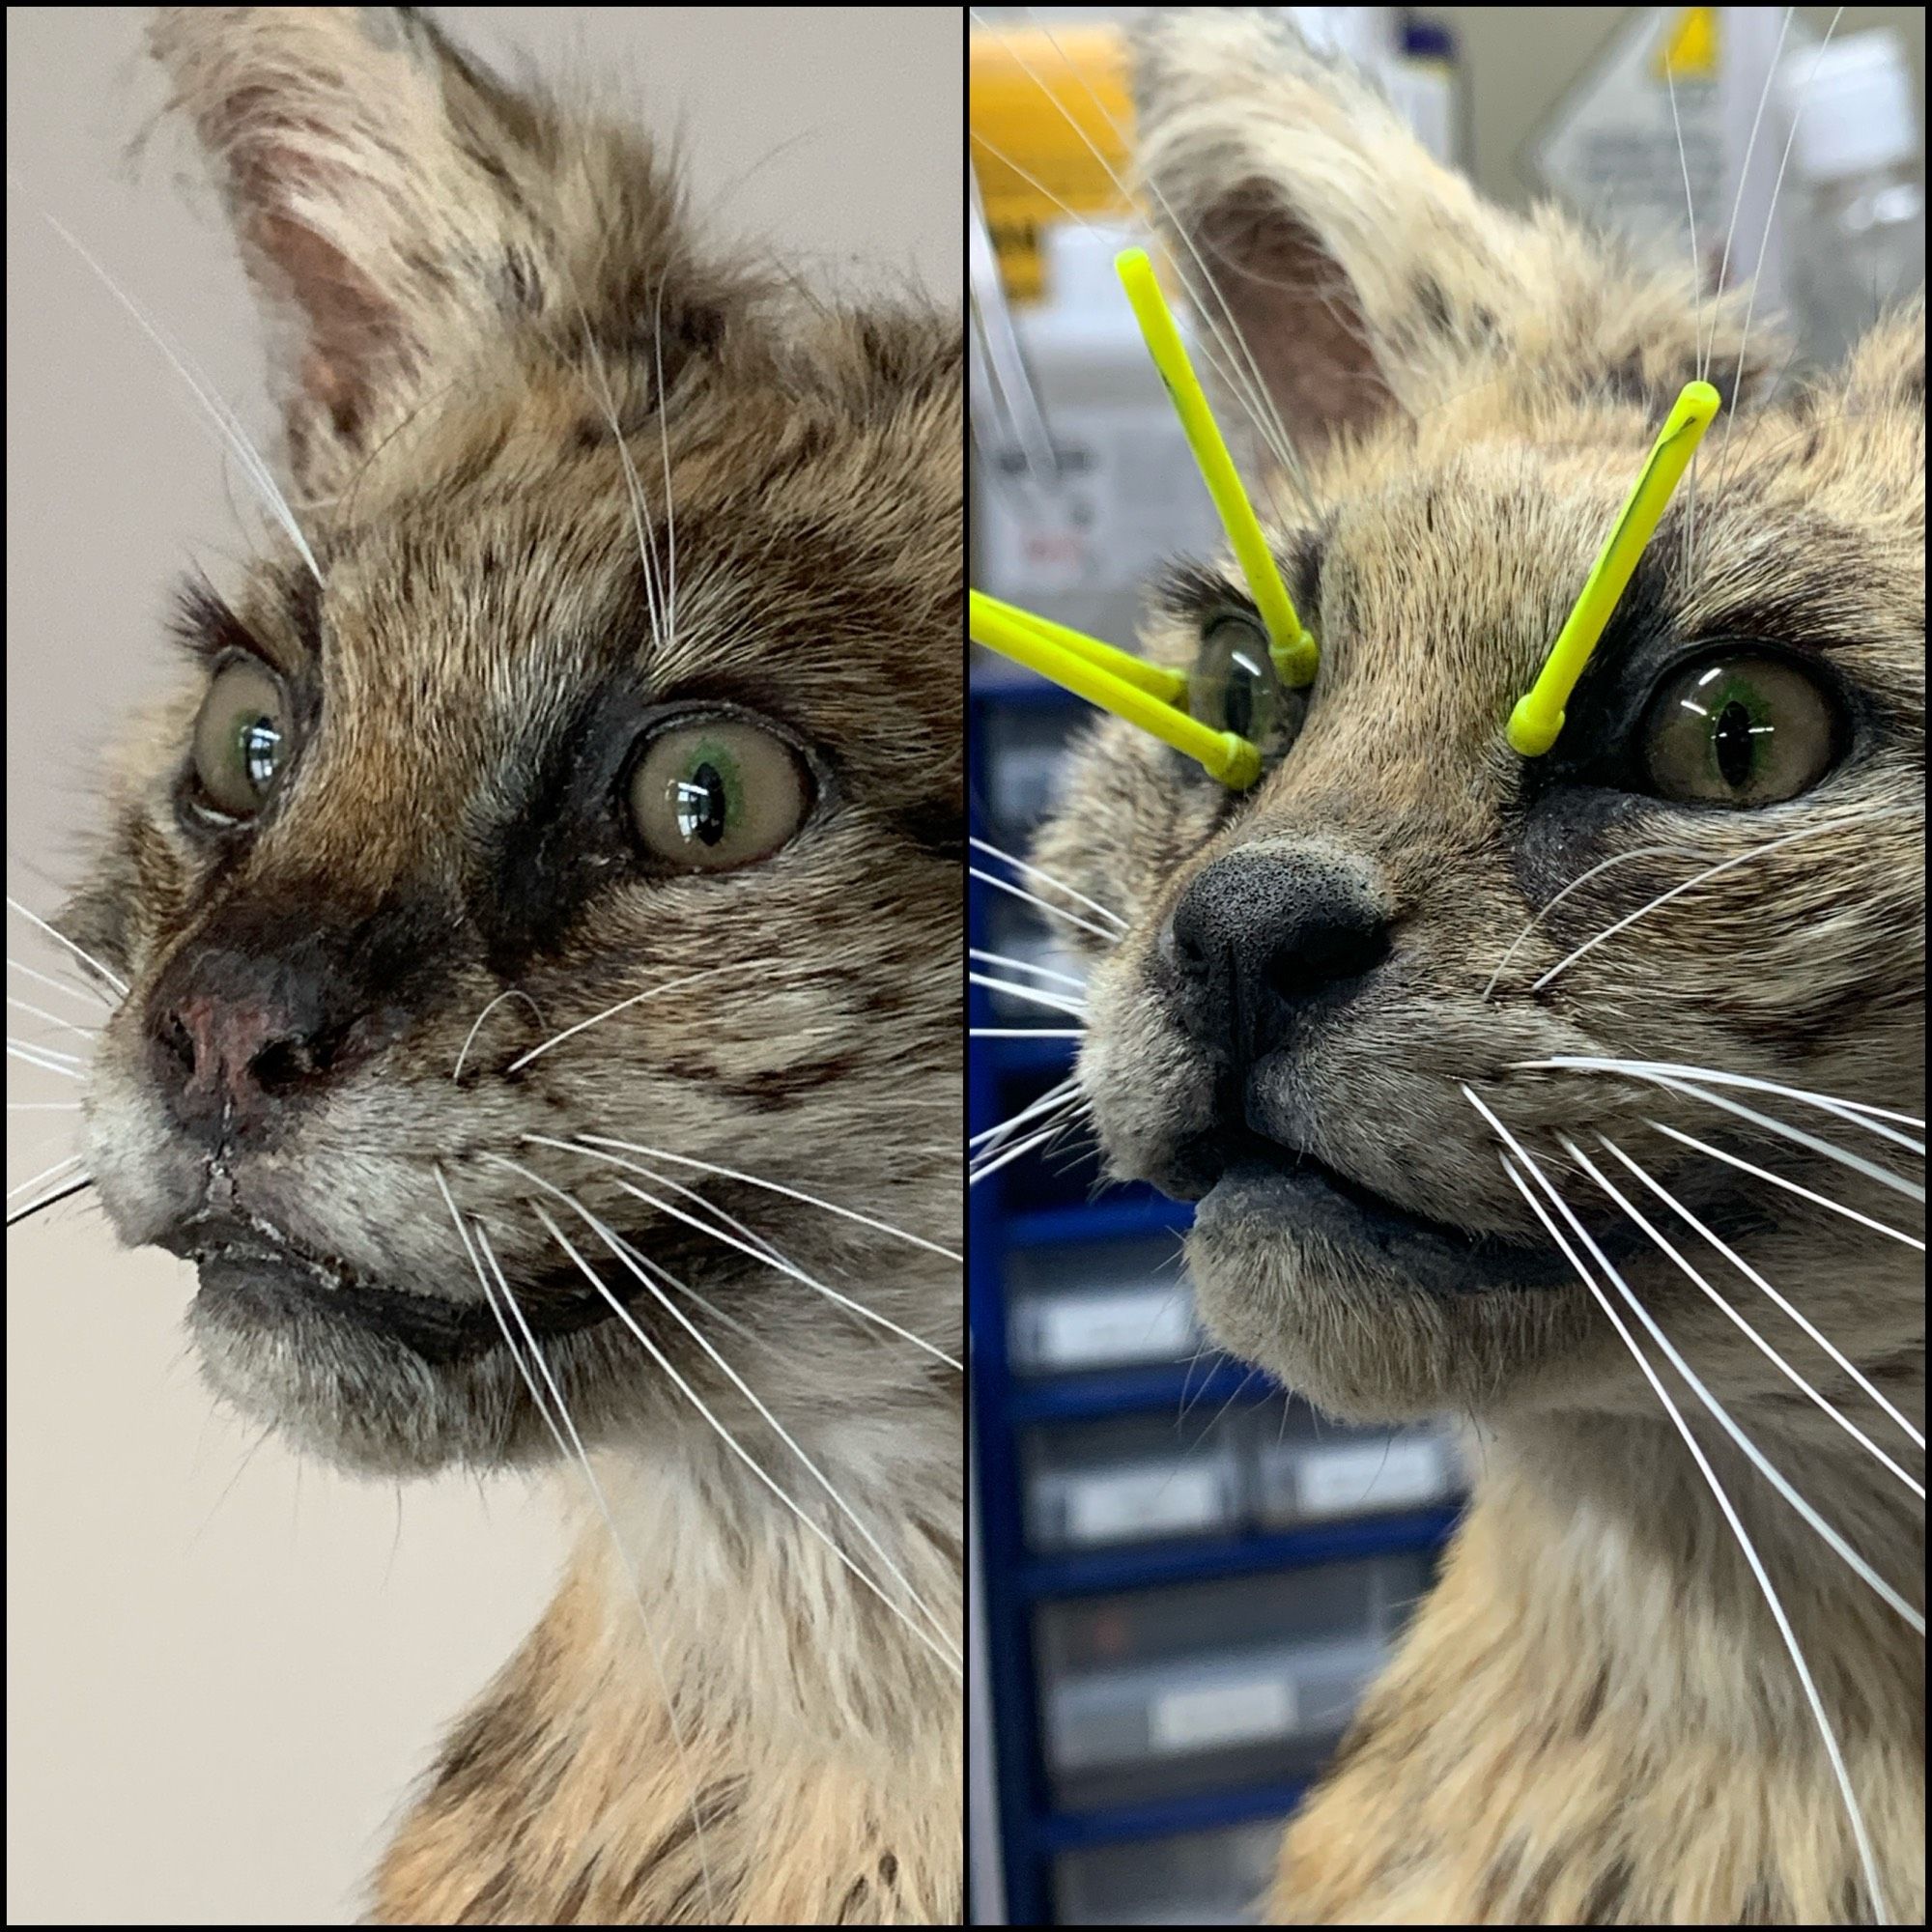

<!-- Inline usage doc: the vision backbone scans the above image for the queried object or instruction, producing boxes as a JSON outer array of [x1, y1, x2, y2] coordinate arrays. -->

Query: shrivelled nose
[[141, 895, 441, 1149], [1163, 849, 1392, 1073]]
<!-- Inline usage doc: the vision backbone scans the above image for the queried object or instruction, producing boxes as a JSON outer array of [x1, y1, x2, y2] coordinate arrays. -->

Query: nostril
[[249, 1032, 329, 1093], [1266, 917, 1391, 1007], [158, 1010, 197, 1076]]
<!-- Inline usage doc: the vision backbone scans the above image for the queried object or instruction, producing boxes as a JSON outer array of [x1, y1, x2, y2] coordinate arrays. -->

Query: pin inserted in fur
[[1507, 380, 1720, 755]]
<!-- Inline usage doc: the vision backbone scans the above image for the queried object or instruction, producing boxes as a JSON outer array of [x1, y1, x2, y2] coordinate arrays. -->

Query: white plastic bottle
[[1779, 31, 1925, 369]]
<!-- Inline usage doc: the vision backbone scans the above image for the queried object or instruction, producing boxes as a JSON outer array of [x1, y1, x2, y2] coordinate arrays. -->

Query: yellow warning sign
[[1653, 7, 1719, 82], [970, 22, 1133, 303]]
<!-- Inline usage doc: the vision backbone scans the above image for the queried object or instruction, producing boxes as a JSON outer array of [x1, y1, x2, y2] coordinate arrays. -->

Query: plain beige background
[[6, 8, 959, 1923]]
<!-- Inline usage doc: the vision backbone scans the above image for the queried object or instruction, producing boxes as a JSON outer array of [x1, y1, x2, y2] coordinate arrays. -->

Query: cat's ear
[[148, 7, 745, 492], [1128, 11, 1768, 451]]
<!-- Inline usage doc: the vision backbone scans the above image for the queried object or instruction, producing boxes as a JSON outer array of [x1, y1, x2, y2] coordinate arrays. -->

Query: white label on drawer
[[1297, 1437, 1445, 1518], [1151, 1673, 1294, 1753], [1036, 1291, 1192, 1368], [1064, 1463, 1224, 1544]]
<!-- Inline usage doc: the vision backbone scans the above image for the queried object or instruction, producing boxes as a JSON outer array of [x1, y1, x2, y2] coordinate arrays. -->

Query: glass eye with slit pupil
[[629, 718, 811, 872], [1187, 613, 1303, 762], [190, 659, 294, 816], [1640, 654, 1836, 807]]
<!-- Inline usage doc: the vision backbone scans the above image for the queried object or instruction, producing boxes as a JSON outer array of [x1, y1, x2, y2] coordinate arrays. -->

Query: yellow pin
[[1113, 247, 1318, 689], [969, 591, 1264, 789], [1507, 381, 1720, 756]]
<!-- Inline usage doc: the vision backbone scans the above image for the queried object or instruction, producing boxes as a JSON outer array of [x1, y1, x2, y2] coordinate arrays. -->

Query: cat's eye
[[190, 659, 294, 816], [628, 718, 812, 871], [1640, 656, 1837, 807], [1188, 614, 1305, 759]]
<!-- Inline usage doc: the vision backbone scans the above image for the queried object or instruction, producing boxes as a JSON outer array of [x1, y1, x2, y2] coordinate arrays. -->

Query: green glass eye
[[190, 660, 293, 815], [1188, 615, 1304, 757], [1641, 656, 1836, 807], [628, 719, 811, 871]]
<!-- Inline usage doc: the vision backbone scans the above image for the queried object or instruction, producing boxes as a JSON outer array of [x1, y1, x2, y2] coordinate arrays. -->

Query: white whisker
[[1570, 1142, 1922, 1497], [1468, 1091, 1923, 1634], [970, 1078, 1081, 1151], [506, 965, 737, 1074], [970, 1122, 1068, 1184], [969, 838, 1128, 929], [8, 1101, 83, 1111], [1598, 1134, 1925, 1452], [1636, 1075, 1921, 1203], [439, 1179, 718, 1916], [8, 1042, 84, 1078], [452, 988, 546, 1084], [1646, 1121, 1924, 1251], [970, 972, 1090, 1018], [969, 948, 1089, 992], [969, 869, 1120, 945], [7, 995, 99, 1040], [972, 1027, 1083, 1038], [7, 1151, 83, 1200], [1517, 1057, 1924, 1141], [490, 1149, 960, 1371], [1491, 1147, 1890, 1925], [527, 1200, 962, 1678], [5, 1172, 95, 1226], [1529, 813, 1915, 993], [570, 1133, 960, 1262], [7, 956, 112, 1010], [7, 899, 128, 998]]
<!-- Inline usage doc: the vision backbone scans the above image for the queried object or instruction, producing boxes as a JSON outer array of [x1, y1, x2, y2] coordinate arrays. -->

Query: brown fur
[[66, 10, 960, 1921], [1027, 11, 1923, 1922]]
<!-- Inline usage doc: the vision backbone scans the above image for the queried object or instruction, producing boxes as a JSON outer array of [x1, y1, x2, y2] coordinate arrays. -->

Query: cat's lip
[[160, 1213, 625, 1366], [1193, 1146, 1605, 1293]]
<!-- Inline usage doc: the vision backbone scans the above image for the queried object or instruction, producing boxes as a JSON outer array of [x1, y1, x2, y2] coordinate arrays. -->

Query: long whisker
[[1646, 1121, 1925, 1251], [440, 1185, 718, 1918], [970, 973, 1090, 1018], [7, 899, 128, 998], [571, 1133, 960, 1262], [1634, 1075, 1921, 1203], [452, 988, 547, 1084], [969, 870, 1119, 946], [972, 1027, 1083, 1039], [1468, 1091, 1922, 1633], [490, 1150, 960, 1372], [7, 996, 99, 1040], [7, 1151, 83, 1200], [506, 965, 738, 1075], [970, 1077, 1081, 1150], [1517, 1057, 1925, 1141], [1597, 1135, 1924, 1449], [1569, 1142, 1922, 1497], [1662, 46, 1701, 575], [6, 1173, 95, 1227], [1491, 1148, 1891, 1925], [527, 1200, 962, 1678], [7, 956, 113, 1010], [969, 948, 1090, 993], [970, 1122, 1067, 1185], [22, 202, 324, 585], [969, 838, 1128, 930], [1529, 813, 1915, 993], [8, 1043, 84, 1079]]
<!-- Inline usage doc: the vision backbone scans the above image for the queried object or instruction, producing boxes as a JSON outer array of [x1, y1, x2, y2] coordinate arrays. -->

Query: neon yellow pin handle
[[971, 591, 1263, 789], [973, 592, 1189, 706], [1507, 381, 1720, 756], [1114, 247, 1317, 689]]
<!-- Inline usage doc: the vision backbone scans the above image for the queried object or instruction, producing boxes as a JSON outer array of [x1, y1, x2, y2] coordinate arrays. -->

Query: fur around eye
[[1640, 655, 1838, 807], [189, 658, 294, 816], [626, 717, 812, 870]]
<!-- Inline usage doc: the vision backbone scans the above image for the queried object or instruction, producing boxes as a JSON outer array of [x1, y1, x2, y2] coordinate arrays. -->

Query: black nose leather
[[1164, 850, 1391, 1071]]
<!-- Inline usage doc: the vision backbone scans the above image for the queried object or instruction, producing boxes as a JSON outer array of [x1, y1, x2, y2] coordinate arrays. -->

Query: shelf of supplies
[[1007, 1196, 1192, 1247], [1005, 1357, 1259, 1423], [1017, 1506, 1463, 1601], [1032, 1776, 1314, 1855], [970, 677, 1087, 713]]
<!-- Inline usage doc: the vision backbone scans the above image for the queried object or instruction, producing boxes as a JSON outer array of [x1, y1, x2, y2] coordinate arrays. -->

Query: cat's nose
[[149, 981, 346, 1144], [1162, 849, 1391, 1071], [140, 897, 428, 1148]]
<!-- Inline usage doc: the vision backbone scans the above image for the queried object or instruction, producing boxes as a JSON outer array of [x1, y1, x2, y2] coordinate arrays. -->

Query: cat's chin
[[173, 1220, 643, 1475], [1184, 1161, 1607, 1423]]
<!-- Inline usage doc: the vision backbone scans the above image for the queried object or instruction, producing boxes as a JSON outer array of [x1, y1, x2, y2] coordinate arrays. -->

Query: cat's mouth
[[1186, 1130, 1643, 1294], [159, 1213, 629, 1367]]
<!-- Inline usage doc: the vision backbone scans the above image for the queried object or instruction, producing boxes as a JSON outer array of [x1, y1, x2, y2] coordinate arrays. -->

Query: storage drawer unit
[[1023, 1411, 1246, 1552], [1054, 1817, 1286, 1925], [1007, 1240, 1200, 1375], [1248, 1408, 1463, 1528]]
